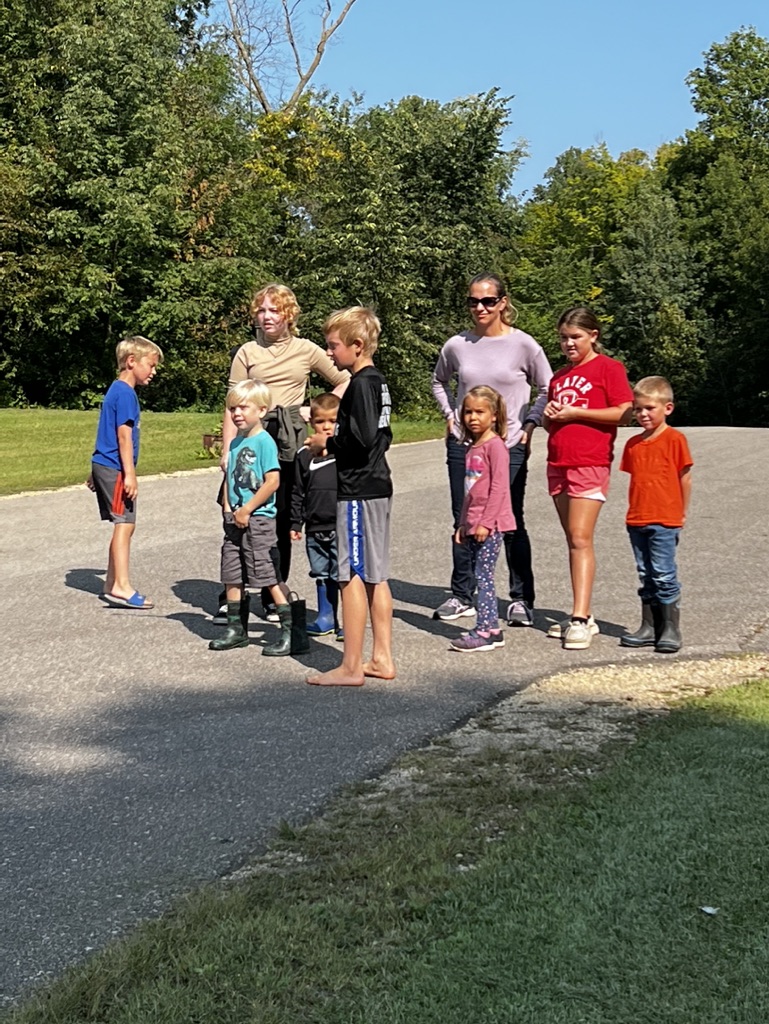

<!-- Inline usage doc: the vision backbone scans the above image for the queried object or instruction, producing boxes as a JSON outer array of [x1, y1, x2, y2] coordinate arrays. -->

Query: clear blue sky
[[311, 0, 769, 197]]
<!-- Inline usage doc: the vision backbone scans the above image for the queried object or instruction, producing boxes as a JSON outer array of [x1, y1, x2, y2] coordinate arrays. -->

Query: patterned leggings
[[467, 532, 503, 632]]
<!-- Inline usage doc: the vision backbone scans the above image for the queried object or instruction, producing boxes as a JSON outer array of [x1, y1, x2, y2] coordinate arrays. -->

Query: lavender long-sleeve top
[[431, 329, 553, 447]]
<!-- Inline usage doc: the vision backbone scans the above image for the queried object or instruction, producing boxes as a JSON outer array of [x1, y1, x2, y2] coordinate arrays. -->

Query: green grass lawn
[[8, 676, 769, 1023], [0, 409, 444, 496]]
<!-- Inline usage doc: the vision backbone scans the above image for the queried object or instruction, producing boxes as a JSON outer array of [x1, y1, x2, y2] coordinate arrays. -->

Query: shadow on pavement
[[65, 567, 105, 595], [390, 577, 449, 613], [172, 578, 221, 615]]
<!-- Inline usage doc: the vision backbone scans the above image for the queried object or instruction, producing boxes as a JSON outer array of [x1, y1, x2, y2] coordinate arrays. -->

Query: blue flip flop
[[104, 592, 154, 609]]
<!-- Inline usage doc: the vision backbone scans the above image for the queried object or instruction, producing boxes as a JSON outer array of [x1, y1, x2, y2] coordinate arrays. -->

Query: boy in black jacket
[[304, 307, 395, 687], [290, 393, 343, 639]]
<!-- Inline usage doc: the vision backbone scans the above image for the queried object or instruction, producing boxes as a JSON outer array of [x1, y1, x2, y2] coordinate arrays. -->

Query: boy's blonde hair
[[459, 385, 508, 443], [116, 336, 164, 370], [634, 376, 674, 404], [310, 392, 340, 420], [226, 379, 272, 410], [323, 306, 381, 356], [250, 282, 301, 335]]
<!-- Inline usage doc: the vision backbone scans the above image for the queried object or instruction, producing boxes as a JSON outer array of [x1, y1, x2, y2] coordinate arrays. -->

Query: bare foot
[[362, 660, 397, 680], [306, 666, 365, 687]]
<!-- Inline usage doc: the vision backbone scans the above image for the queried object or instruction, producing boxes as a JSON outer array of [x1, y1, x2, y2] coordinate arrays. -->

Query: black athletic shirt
[[328, 365, 392, 500]]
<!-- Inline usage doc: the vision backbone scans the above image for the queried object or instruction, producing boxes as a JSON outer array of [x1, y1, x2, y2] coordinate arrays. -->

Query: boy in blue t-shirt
[[87, 336, 163, 609], [212, 379, 306, 657]]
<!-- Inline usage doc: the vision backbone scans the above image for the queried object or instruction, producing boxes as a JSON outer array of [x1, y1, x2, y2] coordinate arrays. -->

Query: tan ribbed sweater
[[229, 335, 350, 408]]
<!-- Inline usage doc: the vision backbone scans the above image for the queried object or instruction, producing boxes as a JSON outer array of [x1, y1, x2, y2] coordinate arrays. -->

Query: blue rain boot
[[307, 579, 335, 636], [327, 579, 344, 641]]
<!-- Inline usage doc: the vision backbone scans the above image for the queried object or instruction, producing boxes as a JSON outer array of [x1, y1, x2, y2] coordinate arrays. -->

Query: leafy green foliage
[[1, 7, 768, 424]]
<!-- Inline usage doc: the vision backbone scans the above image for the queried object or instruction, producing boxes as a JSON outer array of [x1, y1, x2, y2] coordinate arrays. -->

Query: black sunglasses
[[466, 295, 504, 309]]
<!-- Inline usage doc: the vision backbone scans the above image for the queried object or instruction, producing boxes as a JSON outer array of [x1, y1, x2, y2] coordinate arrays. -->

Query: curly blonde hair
[[249, 283, 301, 335]]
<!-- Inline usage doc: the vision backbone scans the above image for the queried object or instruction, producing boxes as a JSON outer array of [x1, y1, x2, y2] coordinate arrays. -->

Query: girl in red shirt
[[450, 386, 516, 653], [544, 308, 633, 650]]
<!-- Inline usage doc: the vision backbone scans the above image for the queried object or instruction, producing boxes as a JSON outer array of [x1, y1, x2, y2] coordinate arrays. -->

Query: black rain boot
[[209, 601, 249, 651], [327, 579, 343, 641], [655, 601, 682, 654], [262, 603, 292, 657], [620, 601, 660, 648], [290, 597, 311, 655], [239, 593, 250, 634]]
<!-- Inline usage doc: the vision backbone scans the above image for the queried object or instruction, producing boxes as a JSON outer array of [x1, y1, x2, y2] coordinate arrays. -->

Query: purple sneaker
[[450, 629, 505, 652]]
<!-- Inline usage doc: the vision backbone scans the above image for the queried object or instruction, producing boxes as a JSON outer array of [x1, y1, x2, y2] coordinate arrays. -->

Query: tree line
[[1, 2, 767, 425]]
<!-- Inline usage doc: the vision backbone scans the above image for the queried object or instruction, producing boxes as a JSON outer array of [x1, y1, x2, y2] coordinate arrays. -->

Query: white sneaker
[[211, 604, 228, 624], [562, 619, 594, 650], [547, 614, 599, 639]]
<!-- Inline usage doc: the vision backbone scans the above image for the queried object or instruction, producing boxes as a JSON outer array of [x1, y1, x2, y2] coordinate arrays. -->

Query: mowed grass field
[[0, 409, 445, 496]]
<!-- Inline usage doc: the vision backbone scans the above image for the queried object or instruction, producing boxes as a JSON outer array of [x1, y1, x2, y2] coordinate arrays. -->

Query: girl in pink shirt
[[450, 386, 516, 653]]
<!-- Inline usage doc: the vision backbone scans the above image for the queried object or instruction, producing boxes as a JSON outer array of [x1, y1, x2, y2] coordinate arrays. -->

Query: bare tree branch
[[281, 0, 304, 80], [284, 0, 357, 112], [225, 0, 274, 113], [219, 0, 360, 116]]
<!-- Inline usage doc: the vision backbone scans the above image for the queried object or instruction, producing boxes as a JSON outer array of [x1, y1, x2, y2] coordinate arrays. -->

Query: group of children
[[89, 304, 693, 684]]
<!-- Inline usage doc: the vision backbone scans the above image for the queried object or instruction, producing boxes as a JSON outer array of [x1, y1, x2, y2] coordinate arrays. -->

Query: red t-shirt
[[620, 426, 693, 527], [547, 354, 633, 467]]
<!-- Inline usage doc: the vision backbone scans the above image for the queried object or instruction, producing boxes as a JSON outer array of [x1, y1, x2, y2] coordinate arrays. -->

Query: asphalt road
[[1, 428, 767, 1005]]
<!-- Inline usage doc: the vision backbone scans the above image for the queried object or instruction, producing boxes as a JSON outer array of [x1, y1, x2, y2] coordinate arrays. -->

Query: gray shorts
[[221, 513, 279, 588], [91, 462, 136, 524], [336, 497, 391, 584]]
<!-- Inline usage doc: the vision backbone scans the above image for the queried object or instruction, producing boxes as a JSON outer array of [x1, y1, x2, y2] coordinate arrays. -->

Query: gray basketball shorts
[[336, 497, 392, 584], [220, 512, 279, 588], [91, 462, 136, 524]]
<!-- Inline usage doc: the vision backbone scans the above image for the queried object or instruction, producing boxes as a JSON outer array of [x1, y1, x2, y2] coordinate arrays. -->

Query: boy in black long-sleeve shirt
[[290, 393, 343, 639], [304, 307, 395, 687]]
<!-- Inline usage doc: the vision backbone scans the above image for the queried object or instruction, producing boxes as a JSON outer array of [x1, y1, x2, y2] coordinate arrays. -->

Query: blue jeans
[[446, 435, 535, 607], [627, 525, 681, 604], [306, 531, 338, 580]]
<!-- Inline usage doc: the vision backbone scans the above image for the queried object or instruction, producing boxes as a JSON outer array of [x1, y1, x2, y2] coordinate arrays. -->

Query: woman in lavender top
[[431, 272, 553, 627]]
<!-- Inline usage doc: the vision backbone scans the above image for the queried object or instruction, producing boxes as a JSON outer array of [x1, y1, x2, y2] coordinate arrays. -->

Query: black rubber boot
[[290, 597, 311, 655], [655, 601, 682, 654], [209, 601, 249, 651], [327, 579, 343, 641], [262, 604, 292, 657], [239, 593, 250, 634], [619, 601, 659, 648]]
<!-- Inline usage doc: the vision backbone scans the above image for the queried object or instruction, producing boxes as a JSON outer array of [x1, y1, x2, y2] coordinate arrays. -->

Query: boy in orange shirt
[[619, 376, 693, 653]]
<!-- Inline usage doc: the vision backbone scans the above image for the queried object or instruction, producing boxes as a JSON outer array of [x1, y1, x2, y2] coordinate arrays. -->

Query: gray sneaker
[[547, 614, 599, 639], [507, 600, 534, 627], [433, 597, 476, 621]]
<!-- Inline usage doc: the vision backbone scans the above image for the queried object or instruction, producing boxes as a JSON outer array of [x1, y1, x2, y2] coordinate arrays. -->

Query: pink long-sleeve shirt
[[460, 435, 516, 535]]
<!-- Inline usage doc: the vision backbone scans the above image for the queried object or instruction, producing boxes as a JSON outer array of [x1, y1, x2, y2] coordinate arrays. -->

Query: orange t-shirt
[[620, 427, 693, 528]]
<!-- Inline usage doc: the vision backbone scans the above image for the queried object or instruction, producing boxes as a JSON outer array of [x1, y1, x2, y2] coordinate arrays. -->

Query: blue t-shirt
[[92, 380, 141, 471], [227, 431, 280, 517]]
